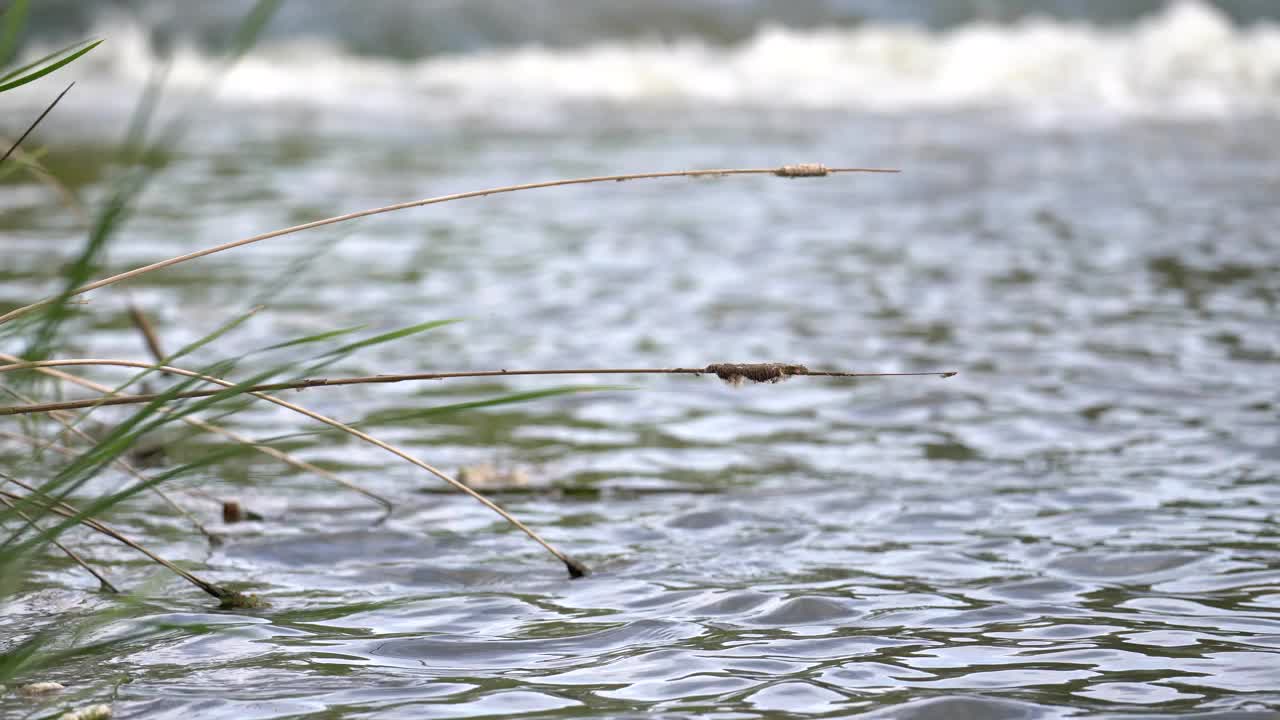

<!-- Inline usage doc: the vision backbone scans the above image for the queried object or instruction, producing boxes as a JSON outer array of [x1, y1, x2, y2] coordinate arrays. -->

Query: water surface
[[2, 3, 1279, 718]]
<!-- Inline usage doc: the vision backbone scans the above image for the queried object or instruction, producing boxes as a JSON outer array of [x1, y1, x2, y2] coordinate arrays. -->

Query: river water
[[2, 2, 1279, 718]]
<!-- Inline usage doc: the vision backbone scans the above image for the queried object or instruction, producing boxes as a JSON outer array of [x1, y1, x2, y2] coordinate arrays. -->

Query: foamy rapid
[[22, 1, 1280, 122]]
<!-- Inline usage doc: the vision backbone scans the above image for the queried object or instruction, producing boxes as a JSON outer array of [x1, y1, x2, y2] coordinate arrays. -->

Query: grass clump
[[0, 5, 952, 697]]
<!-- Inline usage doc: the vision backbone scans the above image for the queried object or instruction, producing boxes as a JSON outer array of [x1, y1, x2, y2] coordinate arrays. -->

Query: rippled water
[[3, 87, 1280, 719]]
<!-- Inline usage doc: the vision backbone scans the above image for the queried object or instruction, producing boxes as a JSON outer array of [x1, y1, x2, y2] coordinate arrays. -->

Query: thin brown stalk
[[0, 352, 393, 512], [1, 358, 588, 577], [120, 303, 369, 522], [0, 478, 230, 601], [0, 164, 897, 326], [0, 362, 956, 416], [0, 491, 119, 593], [127, 304, 167, 364], [0, 392, 219, 543], [0, 426, 195, 504]]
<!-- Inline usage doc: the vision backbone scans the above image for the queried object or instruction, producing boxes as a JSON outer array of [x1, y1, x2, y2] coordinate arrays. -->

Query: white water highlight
[[16, 1, 1280, 124]]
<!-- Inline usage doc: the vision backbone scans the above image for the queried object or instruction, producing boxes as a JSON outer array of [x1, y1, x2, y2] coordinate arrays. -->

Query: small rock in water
[[59, 704, 111, 720], [18, 681, 65, 696], [457, 463, 531, 490]]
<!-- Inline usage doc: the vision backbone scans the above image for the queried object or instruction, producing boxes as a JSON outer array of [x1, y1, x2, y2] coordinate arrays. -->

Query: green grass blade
[[0, 38, 102, 93], [361, 385, 630, 426], [229, 0, 283, 59], [255, 385, 626, 443], [1, 361, 285, 549], [19, 169, 149, 364], [32, 305, 258, 436], [259, 324, 368, 353], [171, 308, 261, 362], [9, 446, 241, 556], [0, 35, 87, 83], [324, 319, 462, 358]]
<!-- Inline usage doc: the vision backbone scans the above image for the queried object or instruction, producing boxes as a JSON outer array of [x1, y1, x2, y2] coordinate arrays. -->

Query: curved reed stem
[[0, 388, 217, 543], [0, 351, 393, 512], [0, 164, 896, 326], [0, 476, 227, 599], [0, 358, 588, 577], [0, 490, 118, 593]]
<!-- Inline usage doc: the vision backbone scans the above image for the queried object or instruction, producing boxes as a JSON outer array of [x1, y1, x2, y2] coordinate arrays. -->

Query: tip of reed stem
[[212, 583, 267, 609], [218, 590, 268, 609], [564, 557, 591, 579]]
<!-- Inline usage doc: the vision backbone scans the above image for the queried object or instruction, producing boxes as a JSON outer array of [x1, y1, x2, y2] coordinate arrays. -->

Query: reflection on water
[[2, 87, 1279, 720]]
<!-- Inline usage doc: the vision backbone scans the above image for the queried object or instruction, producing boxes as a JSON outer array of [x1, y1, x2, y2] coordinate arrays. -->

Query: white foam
[[19, 1, 1280, 122]]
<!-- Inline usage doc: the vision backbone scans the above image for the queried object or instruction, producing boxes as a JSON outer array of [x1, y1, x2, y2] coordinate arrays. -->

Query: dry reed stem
[[2, 377, 217, 540], [0, 490, 119, 593], [0, 363, 957, 415], [0, 352, 394, 511], [0, 164, 897, 326], [122, 303, 389, 520], [0, 478, 230, 600], [0, 412, 218, 543], [0, 358, 588, 577], [1, 436, 244, 550], [126, 304, 167, 364]]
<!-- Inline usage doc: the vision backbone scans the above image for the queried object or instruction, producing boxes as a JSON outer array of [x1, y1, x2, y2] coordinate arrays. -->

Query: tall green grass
[[0, 0, 302, 686], [0, 2, 613, 687]]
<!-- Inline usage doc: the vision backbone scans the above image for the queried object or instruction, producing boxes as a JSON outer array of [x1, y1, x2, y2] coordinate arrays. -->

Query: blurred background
[[15, 0, 1280, 53], [2, 1, 1278, 718], [8, 0, 1280, 130]]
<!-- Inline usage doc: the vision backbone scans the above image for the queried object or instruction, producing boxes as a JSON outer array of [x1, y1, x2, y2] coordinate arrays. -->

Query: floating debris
[[458, 464, 532, 491], [18, 681, 65, 696], [220, 500, 264, 523], [59, 704, 111, 720]]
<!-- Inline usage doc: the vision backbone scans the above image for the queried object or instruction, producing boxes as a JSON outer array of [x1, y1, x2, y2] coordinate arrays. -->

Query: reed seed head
[[705, 363, 809, 387], [775, 163, 828, 177]]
